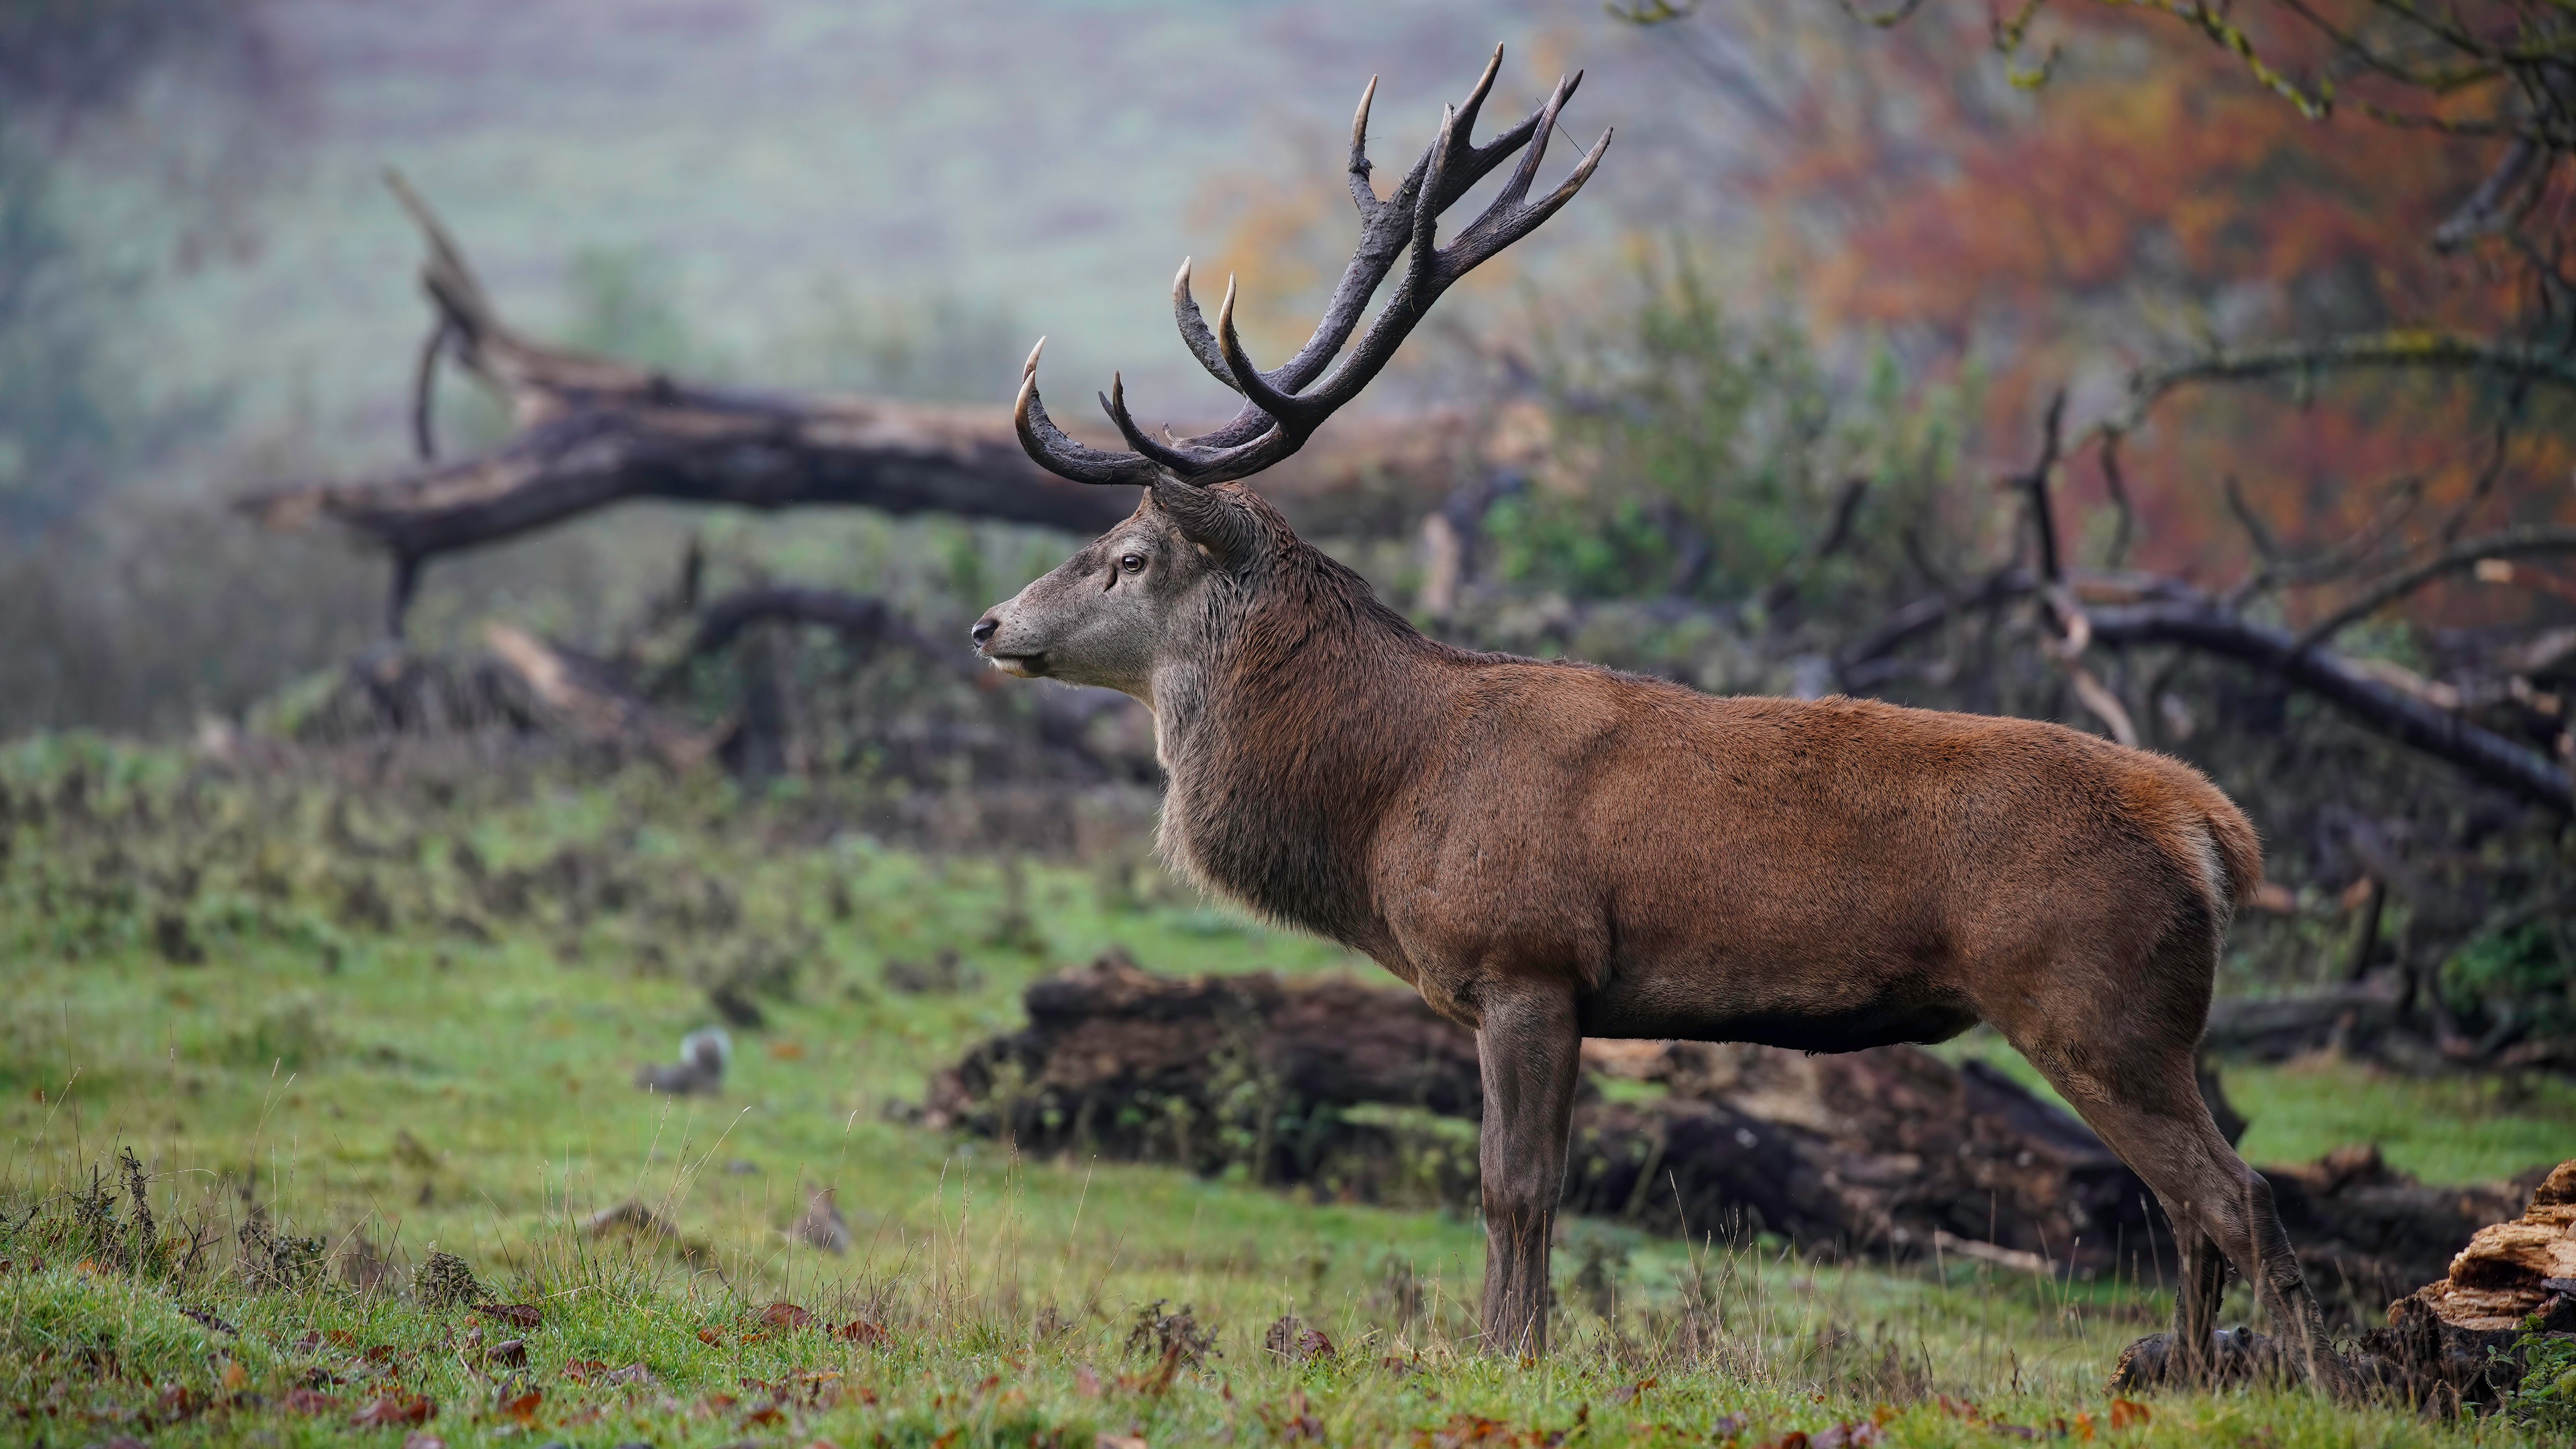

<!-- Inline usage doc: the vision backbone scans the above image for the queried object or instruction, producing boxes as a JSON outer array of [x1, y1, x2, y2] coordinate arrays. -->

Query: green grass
[[1938, 1032, 2576, 1187], [1, 749, 2565, 1446]]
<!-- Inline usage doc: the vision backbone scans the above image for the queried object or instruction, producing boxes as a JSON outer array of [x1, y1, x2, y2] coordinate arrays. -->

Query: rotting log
[[927, 957, 2559, 1313], [1561, 1038, 2167, 1273]]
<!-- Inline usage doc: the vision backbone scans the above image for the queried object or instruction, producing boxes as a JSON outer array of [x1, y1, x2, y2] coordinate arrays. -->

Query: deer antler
[[1016, 48, 1610, 490]]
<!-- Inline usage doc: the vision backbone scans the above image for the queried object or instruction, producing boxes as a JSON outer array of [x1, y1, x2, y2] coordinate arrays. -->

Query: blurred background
[[3, 0, 2575, 1400]]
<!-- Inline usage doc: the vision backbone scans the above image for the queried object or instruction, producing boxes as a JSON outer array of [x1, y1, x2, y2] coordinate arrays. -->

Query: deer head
[[970, 49, 1609, 702]]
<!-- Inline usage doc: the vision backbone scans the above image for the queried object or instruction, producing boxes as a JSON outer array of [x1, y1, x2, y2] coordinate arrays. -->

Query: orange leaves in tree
[[1730, 0, 2574, 589]]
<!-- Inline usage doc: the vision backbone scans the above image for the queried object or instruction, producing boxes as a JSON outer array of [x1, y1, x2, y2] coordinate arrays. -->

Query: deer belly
[[1577, 980, 1982, 1053], [1573, 930, 1982, 1053]]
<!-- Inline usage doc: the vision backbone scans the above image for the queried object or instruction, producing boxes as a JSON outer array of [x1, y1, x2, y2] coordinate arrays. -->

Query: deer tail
[[2202, 801, 2264, 914], [2141, 757, 2264, 922]]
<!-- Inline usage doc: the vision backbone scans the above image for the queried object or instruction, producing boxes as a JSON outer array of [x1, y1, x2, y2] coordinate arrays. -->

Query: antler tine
[[1494, 71, 1575, 211], [1214, 272, 1330, 431], [1171, 258, 1242, 394], [1451, 46, 1504, 160], [1440, 120, 1612, 278], [1014, 341, 1160, 488], [1175, 54, 1553, 455], [1174, 421, 1293, 485], [1348, 75, 1383, 221], [1405, 104, 1460, 307], [1064, 55, 1605, 490], [1267, 78, 1610, 430], [1102, 372, 1219, 477]]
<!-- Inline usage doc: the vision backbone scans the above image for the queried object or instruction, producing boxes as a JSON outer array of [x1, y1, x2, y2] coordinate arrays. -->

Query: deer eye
[[1118, 552, 1147, 574]]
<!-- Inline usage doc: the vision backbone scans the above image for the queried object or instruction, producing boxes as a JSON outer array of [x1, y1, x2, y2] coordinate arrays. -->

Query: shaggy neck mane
[[1154, 494, 1456, 949]]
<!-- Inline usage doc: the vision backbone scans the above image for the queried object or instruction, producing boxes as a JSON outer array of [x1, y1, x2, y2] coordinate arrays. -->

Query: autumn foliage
[[1672, 0, 2575, 611]]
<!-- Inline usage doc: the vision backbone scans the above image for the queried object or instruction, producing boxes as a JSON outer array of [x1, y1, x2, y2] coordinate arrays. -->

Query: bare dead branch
[[2019, 389, 2069, 584], [2103, 333, 2576, 443], [2098, 435, 2137, 568], [236, 179, 1136, 635], [2089, 596, 2571, 810], [2434, 136, 2543, 251], [2223, 475, 2282, 563], [2293, 524, 2576, 653], [2224, 476, 2426, 609], [1840, 564, 2572, 812], [684, 586, 946, 662]]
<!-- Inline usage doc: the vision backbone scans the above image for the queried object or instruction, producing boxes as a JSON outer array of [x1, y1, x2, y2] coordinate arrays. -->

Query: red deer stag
[[970, 51, 2354, 1393]]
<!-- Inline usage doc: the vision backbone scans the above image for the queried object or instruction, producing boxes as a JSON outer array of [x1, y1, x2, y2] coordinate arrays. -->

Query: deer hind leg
[[2163, 1197, 2229, 1384], [1992, 953, 2355, 1398], [1472, 979, 1581, 1359]]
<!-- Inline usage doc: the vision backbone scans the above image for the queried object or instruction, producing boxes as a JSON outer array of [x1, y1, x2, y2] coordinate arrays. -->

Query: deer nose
[[969, 616, 999, 647]]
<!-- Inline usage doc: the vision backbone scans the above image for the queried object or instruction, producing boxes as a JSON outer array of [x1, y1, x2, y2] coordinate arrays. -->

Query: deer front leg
[[1475, 981, 1581, 1358]]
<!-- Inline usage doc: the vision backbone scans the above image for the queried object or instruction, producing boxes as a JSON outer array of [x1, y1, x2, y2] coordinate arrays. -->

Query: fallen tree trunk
[[1562, 1038, 2165, 1275], [2202, 976, 2412, 1062], [231, 180, 1128, 637], [926, 957, 2556, 1312], [232, 178, 1474, 638]]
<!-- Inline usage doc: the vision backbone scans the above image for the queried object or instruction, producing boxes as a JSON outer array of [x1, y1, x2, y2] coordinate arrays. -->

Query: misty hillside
[[70, 0, 1737, 490]]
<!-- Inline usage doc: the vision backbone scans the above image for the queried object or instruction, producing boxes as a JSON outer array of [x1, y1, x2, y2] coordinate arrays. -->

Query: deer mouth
[[987, 652, 1049, 678]]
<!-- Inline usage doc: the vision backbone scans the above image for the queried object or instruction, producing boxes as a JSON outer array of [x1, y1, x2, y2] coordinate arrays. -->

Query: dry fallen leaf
[[830, 1318, 891, 1346], [474, 1301, 543, 1329], [352, 1393, 437, 1428], [761, 1301, 816, 1330], [156, 1384, 202, 1422], [500, 1389, 543, 1427]]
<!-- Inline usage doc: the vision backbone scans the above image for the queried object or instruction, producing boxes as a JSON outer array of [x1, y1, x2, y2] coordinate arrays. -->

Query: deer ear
[[1152, 478, 1255, 568]]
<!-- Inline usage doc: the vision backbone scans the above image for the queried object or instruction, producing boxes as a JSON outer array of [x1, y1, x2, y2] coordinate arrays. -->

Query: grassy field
[[3, 742, 2570, 1447]]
